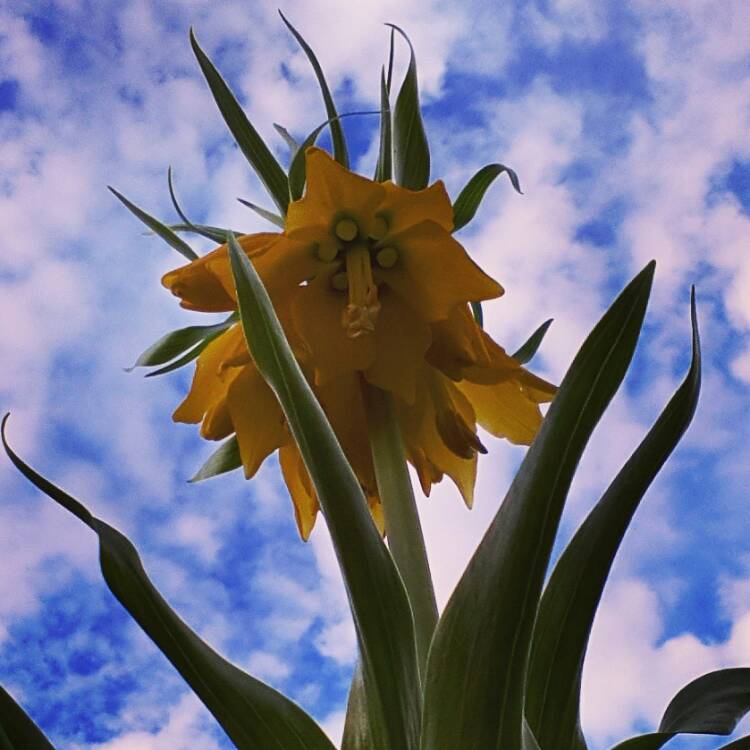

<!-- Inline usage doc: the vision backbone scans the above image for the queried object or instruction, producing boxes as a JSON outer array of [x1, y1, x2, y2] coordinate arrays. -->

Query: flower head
[[162, 148, 555, 538]]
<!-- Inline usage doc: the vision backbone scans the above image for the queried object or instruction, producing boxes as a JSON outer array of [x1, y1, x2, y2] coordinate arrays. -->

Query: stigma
[[341, 244, 380, 338]]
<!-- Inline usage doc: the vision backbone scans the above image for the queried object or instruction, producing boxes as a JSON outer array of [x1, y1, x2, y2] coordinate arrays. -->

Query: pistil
[[341, 244, 380, 338]]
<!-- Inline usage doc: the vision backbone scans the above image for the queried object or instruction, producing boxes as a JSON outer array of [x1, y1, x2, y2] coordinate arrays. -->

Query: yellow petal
[[380, 220, 504, 321], [378, 180, 453, 234], [427, 305, 492, 380], [291, 275, 375, 385], [173, 325, 246, 424], [364, 288, 432, 405], [368, 496, 386, 537], [162, 233, 279, 312], [226, 365, 289, 478], [286, 148, 385, 239], [458, 378, 545, 446], [279, 444, 319, 541]]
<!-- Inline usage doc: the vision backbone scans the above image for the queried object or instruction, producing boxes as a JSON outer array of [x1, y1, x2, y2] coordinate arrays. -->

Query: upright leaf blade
[[237, 198, 285, 228], [0, 686, 55, 750], [452, 163, 522, 232], [421, 262, 656, 750], [389, 25, 430, 190], [190, 29, 290, 215], [279, 12, 349, 168], [109, 187, 198, 261], [227, 234, 421, 750], [512, 319, 553, 364], [374, 66, 393, 182], [1, 416, 336, 750], [526, 291, 700, 750]]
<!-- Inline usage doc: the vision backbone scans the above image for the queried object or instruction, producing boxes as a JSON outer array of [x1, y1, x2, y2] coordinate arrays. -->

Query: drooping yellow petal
[[173, 325, 246, 424], [379, 220, 504, 321], [427, 304, 492, 380], [286, 148, 385, 239], [291, 275, 376, 385], [226, 366, 289, 478], [162, 233, 279, 312], [378, 180, 453, 235], [458, 378, 545, 446], [364, 288, 432, 405], [279, 443, 319, 541]]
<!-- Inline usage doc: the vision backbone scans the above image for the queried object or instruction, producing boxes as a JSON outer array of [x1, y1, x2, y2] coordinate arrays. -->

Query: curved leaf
[[374, 29, 395, 182], [452, 163, 522, 232], [127, 315, 236, 370], [168, 222, 242, 243], [279, 11, 349, 168], [526, 291, 700, 750], [0, 686, 55, 749], [190, 436, 242, 482], [1, 416, 336, 750], [512, 319, 553, 364], [388, 25, 430, 190], [421, 261, 655, 750], [227, 234, 421, 750], [190, 29, 290, 216], [143, 332, 217, 378], [610, 669, 750, 750], [341, 664, 372, 750], [274, 124, 300, 155], [167, 168, 227, 244], [109, 187, 197, 261], [237, 198, 285, 228]]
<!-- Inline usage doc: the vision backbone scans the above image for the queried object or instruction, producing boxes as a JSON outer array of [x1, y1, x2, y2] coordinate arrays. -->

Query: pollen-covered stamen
[[341, 244, 381, 338], [375, 246, 398, 269], [369, 215, 389, 241], [334, 218, 359, 242], [314, 238, 340, 262]]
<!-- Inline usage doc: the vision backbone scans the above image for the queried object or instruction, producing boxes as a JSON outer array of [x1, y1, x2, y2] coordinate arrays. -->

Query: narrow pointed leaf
[[512, 319, 553, 364], [389, 25, 430, 190], [471, 301, 484, 328], [190, 436, 242, 482], [167, 168, 228, 244], [227, 234, 421, 750], [274, 124, 300, 154], [610, 669, 750, 750], [167, 223, 240, 244], [421, 262, 655, 750], [128, 315, 236, 370], [522, 720, 542, 750], [237, 198, 285, 228], [190, 29, 290, 215], [143, 331, 219, 378], [1, 416, 336, 750], [526, 291, 700, 750], [279, 12, 349, 168], [452, 163, 522, 232], [109, 187, 197, 260], [374, 66, 393, 182], [341, 664, 372, 750], [0, 686, 55, 749]]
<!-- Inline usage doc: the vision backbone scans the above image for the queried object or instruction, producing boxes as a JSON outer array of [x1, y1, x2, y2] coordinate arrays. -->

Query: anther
[[369, 215, 389, 241], [331, 272, 349, 291], [315, 239, 339, 263], [376, 247, 398, 268], [334, 218, 359, 242]]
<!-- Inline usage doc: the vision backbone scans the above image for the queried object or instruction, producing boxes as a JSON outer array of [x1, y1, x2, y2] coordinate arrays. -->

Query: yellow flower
[[162, 148, 555, 539]]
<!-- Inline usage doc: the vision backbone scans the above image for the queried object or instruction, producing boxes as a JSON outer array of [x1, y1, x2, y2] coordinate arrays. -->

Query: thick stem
[[361, 381, 438, 679]]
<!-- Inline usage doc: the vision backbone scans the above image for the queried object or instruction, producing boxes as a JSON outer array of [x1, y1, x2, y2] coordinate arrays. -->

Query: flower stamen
[[375, 246, 399, 269], [341, 244, 380, 338], [334, 218, 359, 242]]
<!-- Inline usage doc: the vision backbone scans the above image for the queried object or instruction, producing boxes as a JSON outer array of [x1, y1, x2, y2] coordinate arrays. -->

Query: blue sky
[[1, 1, 749, 748]]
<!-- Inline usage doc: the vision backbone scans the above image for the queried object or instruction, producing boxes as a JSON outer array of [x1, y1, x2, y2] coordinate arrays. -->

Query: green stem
[[362, 381, 438, 679]]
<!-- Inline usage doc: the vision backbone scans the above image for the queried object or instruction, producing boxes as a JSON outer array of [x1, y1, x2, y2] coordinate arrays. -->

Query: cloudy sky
[[1, 0, 749, 748]]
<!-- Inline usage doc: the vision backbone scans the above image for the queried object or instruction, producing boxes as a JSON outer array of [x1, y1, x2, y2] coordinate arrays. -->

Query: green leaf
[[610, 669, 750, 750], [522, 719, 542, 750], [190, 436, 242, 482], [0, 686, 55, 749], [227, 234, 421, 750], [1, 415, 336, 750], [167, 168, 227, 244], [109, 187, 198, 261], [526, 290, 700, 750], [274, 124, 300, 155], [420, 261, 655, 750], [389, 25, 430, 190], [167, 223, 241, 244], [452, 163, 522, 232], [374, 29, 395, 182], [279, 11, 349, 169], [190, 28, 290, 216], [512, 319, 553, 364], [237, 198, 285, 228], [127, 315, 236, 370], [143, 331, 218, 378], [341, 664, 372, 750], [470, 301, 484, 328]]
